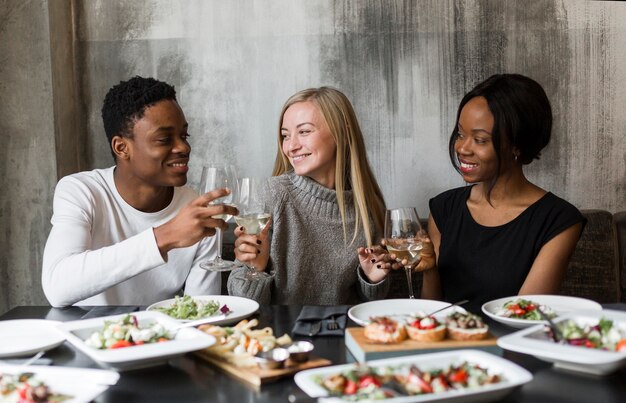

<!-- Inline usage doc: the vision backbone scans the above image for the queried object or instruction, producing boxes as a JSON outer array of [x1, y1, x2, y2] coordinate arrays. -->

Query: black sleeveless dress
[[429, 186, 586, 313]]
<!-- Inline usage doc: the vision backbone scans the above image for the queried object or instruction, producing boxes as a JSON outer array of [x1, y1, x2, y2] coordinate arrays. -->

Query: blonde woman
[[228, 87, 394, 305]]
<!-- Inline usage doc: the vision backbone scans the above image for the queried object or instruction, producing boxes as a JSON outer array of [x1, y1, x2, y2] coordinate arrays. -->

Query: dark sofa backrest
[[560, 210, 621, 303], [613, 212, 626, 303]]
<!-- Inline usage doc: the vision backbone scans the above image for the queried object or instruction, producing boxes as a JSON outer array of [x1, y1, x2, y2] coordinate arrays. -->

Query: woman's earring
[[514, 154, 519, 162]]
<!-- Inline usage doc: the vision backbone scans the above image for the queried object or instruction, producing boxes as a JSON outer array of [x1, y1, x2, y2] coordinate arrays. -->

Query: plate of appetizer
[[481, 295, 602, 329], [58, 311, 215, 371], [295, 349, 532, 402], [346, 312, 497, 362], [0, 364, 119, 403], [146, 295, 259, 325], [348, 299, 466, 327], [194, 318, 332, 387], [497, 309, 626, 375], [0, 319, 65, 358]]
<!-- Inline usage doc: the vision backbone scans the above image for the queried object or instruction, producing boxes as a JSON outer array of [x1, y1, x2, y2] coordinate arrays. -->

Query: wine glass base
[[243, 266, 263, 280], [199, 259, 240, 272]]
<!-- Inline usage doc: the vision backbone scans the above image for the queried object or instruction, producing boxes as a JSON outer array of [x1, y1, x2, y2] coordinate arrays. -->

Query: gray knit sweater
[[227, 172, 389, 305]]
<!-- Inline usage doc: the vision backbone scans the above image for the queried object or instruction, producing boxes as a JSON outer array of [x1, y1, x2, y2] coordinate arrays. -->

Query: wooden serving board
[[345, 327, 500, 362], [194, 350, 331, 388]]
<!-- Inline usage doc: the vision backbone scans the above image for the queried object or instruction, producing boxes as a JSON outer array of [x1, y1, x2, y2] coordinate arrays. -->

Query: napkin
[[292, 305, 350, 337], [81, 306, 140, 319]]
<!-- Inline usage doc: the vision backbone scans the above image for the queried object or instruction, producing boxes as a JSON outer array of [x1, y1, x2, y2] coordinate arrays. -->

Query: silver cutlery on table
[[380, 299, 470, 323], [173, 311, 233, 331], [308, 321, 322, 337], [536, 306, 565, 343], [326, 315, 339, 331], [0, 350, 47, 367], [425, 299, 470, 317]]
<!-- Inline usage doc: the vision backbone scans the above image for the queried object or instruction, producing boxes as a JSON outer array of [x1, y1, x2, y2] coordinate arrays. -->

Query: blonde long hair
[[272, 87, 385, 246]]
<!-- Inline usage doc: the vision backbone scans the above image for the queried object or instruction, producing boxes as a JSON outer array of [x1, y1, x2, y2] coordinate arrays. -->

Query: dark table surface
[[1, 304, 626, 403]]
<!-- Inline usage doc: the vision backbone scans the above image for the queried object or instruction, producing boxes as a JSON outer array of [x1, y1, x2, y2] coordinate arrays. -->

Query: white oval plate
[[348, 299, 467, 326], [0, 319, 65, 358], [146, 295, 259, 325], [482, 295, 602, 329]]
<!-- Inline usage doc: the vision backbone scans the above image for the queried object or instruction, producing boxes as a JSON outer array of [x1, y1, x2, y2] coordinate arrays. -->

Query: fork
[[326, 315, 339, 331]]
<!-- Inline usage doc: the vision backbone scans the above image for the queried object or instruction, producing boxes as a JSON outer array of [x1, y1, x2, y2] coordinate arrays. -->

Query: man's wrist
[[153, 225, 174, 260]]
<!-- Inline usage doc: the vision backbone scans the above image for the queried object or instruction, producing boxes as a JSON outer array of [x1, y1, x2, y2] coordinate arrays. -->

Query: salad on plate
[[84, 314, 172, 350], [496, 298, 556, 320], [0, 371, 71, 403], [317, 361, 502, 400], [550, 317, 626, 351], [154, 295, 231, 320]]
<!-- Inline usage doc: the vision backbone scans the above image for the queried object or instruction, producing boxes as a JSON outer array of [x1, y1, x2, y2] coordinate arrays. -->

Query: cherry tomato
[[18, 385, 28, 399], [343, 380, 357, 395], [615, 339, 626, 352], [110, 340, 133, 349], [514, 308, 526, 316], [449, 369, 468, 383], [158, 337, 170, 343]]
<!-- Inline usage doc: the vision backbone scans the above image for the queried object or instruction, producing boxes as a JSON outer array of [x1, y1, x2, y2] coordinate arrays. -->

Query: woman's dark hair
[[449, 73, 552, 198], [101, 76, 177, 159]]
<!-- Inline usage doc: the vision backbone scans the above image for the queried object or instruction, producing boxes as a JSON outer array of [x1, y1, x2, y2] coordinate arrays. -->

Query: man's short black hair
[[101, 76, 177, 159]]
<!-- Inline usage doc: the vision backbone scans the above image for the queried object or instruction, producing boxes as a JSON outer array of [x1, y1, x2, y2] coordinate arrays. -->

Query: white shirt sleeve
[[41, 177, 166, 307]]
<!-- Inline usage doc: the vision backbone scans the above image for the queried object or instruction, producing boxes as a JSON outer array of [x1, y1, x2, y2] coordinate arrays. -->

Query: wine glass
[[199, 164, 240, 272], [384, 207, 424, 299], [234, 177, 271, 279]]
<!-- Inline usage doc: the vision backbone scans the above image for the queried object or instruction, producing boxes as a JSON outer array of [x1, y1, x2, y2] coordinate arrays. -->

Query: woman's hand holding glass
[[411, 235, 435, 272], [233, 221, 272, 273], [233, 177, 272, 278], [384, 208, 434, 299], [358, 246, 398, 283]]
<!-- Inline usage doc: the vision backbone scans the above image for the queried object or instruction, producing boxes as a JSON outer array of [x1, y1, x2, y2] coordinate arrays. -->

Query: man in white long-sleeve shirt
[[42, 76, 237, 307]]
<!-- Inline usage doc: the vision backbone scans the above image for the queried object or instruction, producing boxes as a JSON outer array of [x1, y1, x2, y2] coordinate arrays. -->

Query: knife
[[308, 321, 322, 337]]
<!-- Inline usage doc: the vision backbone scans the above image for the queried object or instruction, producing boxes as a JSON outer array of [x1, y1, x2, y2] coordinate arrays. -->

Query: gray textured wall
[[0, 0, 56, 314], [1, 0, 625, 314]]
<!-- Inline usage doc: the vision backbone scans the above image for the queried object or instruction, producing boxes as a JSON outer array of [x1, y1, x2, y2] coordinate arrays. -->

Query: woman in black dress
[[423, 74, 586, 312]]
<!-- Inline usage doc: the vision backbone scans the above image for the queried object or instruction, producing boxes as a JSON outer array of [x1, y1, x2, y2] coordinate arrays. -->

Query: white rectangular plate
[[295, 349, 532, 402], [497, 309, 626, 375], [59, 311, 215, 371], [0, 363, 119, 403]]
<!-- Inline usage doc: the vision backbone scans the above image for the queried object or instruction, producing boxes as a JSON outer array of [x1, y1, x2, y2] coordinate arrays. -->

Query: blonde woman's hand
[[358, 246, 399, 283], [233, 218, 272, 272]]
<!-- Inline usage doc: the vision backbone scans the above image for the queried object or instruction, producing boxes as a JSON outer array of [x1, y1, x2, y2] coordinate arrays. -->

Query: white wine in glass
[[234, 177, 271, 279], [199, 164, 240, 272], [384, 207, 424, 299], [233, 213, 271, 236]]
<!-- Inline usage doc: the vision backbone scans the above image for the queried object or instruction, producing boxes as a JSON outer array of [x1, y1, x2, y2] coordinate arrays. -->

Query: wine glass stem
[[405, 266, 414, 299], [215, 228, 223, 259]]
